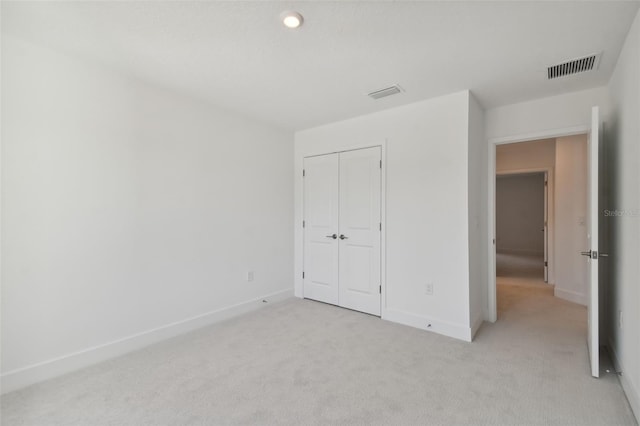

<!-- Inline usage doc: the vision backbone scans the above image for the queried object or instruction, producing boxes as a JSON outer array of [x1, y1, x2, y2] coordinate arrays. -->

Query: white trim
[[489, 125, 589, 145], [487, 143, 497, 322], [0, 289, 293, 395], [384, 309, 474, 342], [553, 287, 587, 306], [487, 125, 589, 323], [608, 341, 640, 423]]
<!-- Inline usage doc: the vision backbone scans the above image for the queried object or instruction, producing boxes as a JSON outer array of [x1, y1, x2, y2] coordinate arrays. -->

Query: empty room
[[2, 1, 640, 425]]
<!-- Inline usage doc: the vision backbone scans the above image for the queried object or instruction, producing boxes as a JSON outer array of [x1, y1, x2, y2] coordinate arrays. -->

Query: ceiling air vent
[[547, 53, 601, 79], [368, 85, 403, 100]]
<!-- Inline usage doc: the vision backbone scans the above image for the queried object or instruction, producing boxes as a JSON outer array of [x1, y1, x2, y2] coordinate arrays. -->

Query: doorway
[[492, 135, 591, 314], [496, 171, 548, 285]]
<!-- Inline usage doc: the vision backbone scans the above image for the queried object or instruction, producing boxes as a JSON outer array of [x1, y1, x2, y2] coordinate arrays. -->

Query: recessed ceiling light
[[281, 11, 303, 29]]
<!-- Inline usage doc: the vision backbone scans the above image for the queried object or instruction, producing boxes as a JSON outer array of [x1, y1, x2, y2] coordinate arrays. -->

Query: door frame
[[295, 140, 387, 317], [495, 169, 552, 283], [487, 125, 589, 322]]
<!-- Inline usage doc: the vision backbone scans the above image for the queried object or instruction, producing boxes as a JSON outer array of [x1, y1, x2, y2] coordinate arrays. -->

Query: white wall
[[467, 92, 487, 335], [1, 36, 294, 392], [496, 174, 545, 255], [295, 91, 475, 341], [486, 87, 611, 141], [496, 139, 556, 283], [606, 8, 640, 420], [554, 135, 588, 306]]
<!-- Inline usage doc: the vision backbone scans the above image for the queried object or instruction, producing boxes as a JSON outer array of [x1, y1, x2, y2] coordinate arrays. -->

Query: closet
[[302, 146, 382, 316]]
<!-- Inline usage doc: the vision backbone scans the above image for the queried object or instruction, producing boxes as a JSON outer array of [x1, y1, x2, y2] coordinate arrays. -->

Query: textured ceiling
[[3, 1, 639, 131]]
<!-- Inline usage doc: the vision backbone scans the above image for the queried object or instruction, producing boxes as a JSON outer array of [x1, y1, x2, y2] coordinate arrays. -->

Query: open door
[[543, 172, 549, 283], [582, 106, 600, 378]]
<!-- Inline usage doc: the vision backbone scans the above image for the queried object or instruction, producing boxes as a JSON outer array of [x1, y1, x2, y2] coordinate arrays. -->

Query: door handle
[[580, 250, 592, 257], [339, 234, 348, 240], [325, 234, 337, 239], [581, 250, 598, 259]]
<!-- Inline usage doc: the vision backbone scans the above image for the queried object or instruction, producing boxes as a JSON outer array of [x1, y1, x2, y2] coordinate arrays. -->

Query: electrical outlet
[[425, 283, 434, 296], [247, 271, 254, 282]]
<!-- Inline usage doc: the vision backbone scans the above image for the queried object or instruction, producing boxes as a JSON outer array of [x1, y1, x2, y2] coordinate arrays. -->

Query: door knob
[[339, 234, 348, 240], [580, 250, 592, 257], [325, 234, 337, 239]]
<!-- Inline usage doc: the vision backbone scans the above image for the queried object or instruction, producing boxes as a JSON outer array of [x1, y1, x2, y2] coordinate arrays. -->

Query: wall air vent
[[367, 84, 403, 100], [547, 53, 601, 79]]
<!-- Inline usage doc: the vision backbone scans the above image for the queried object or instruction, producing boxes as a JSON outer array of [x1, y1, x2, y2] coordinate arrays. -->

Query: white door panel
[[338, 147, 381, 316], [303, 154, 339, 305], [586, 106, 600, 378], [544, 173, 549, 283]]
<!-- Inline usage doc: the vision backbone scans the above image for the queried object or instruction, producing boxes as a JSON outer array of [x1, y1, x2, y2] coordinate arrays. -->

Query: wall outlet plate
[[425, 283, 434, 295]]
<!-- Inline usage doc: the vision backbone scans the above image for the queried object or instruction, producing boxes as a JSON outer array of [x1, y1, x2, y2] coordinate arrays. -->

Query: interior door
[[338, 147, 382, 316], [543, 172, 549, 283], [303, 154, 340, 305], [584, 106, 600, 378]]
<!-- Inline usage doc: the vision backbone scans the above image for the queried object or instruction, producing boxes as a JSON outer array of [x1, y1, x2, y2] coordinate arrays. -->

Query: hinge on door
[[545, 261, 548, 266], [379, 222, 382, 231], [303, 220, 305, 228], [379, 160, 382, 169], [379, 285, 382, 294], [302, 271, 305, 279], [303, 169, 305, 177]]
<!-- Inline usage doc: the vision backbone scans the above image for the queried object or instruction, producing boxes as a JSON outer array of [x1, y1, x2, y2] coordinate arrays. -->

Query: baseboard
[[608, 339, 640, 423], [0, 289, 293, 395], [554, 287, 587, 306], [383, 308, 473, 342]]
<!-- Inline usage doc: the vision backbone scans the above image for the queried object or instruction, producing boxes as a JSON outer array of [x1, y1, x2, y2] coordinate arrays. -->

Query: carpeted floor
[[496, 251, 545, 280], [2, 288, 637, 425]]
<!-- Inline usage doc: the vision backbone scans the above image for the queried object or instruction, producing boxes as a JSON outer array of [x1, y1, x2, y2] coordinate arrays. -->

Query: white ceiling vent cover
[[547, 53, 601, 79], [368, 85, 403, 100]]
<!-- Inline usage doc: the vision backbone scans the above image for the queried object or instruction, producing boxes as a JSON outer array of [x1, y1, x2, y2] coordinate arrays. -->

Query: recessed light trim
[[281, 11, 303, 29]]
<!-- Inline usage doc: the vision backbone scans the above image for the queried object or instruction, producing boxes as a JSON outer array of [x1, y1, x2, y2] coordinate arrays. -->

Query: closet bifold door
[[302, 153, 340, 306], [338, 147, 382, 316]]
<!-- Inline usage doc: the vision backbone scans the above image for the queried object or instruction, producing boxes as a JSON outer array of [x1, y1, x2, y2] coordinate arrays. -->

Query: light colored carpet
[[2, 290, 637, 425], [496, 252, 545, 280]]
